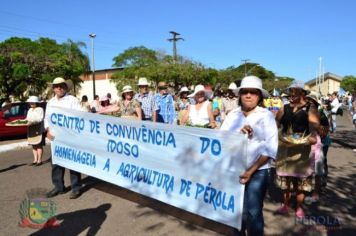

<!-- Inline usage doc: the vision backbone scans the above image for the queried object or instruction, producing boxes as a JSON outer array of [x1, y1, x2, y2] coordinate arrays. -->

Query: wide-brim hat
[[228, 82, 237, 90], [234, 76, 269, 98], [138, 77, 149, 86], [100, 95, 109, 101], [27, 96, 40, 103], [286, 81, 309, 94], [122, 85, 134, 93], [188, 85, 213, 99], [306, 91, 319, 105], [179, 86, 189, 94], [51, 77, 73, 90]]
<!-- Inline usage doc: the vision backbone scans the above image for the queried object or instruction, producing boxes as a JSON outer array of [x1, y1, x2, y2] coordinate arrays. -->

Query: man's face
[[53, 83, 66, 98], [139, 85, 148, 94]]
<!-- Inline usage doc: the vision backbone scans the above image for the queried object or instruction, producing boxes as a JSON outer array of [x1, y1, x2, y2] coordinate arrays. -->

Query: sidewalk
[[0, 112, 355, 235]]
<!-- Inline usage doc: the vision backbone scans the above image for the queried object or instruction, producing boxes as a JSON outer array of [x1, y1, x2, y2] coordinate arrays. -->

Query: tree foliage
[[340, 75, 356, 93], [0, 37, 89, 100]]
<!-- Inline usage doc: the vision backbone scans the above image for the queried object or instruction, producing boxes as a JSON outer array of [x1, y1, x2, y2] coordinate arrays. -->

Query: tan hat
[[52, 77, 73, 90], [179, 86, 189, 94], [234, 75, 269, 98], [138, 77, 149, 86], [306, 91, 319, 105], [122, 85, 134, 93]]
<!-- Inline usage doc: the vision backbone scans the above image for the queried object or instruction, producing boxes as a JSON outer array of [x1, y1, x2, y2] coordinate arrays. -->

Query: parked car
[[0, 102, 46, 139]]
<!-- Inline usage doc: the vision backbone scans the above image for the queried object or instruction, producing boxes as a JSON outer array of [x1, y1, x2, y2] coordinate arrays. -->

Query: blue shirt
[[134, 92, 158, 120], [154, 93, 176, 124]]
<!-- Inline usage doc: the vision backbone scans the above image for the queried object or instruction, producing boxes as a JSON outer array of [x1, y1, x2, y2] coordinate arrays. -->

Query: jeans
[[331, 114, 337, 132], [235, 168, 270, 236], [52, 164, 81, 192]]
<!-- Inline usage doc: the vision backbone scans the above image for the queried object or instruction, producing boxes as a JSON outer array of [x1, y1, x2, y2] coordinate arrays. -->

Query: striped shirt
[[134, 92, 158, 120]]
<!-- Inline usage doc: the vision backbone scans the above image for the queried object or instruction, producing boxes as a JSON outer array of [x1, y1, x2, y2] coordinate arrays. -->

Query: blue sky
[[1, 0, 356, 82]]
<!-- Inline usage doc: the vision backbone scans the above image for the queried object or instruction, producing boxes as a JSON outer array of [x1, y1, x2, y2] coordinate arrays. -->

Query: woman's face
[[288, 88, 303, 104], [239, 88, 261, 109], [30, 103, 36, 108], [124, 92, 133, 100], [194, 91, 206, 103]]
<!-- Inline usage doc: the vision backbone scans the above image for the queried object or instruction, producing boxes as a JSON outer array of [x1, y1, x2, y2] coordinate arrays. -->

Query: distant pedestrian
[[113, 85, 142, 120], [221, 82, 239, 123], [90, 95, 100, 113], [26, 96, 45, 166], [80, 95, 91, 112]]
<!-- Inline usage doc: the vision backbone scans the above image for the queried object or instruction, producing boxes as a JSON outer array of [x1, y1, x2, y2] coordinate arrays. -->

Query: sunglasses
[[53, 84, 66, 89], [139, 85, 148, 88], [158, 86, 167, 90], [240, 89, 260, 95]]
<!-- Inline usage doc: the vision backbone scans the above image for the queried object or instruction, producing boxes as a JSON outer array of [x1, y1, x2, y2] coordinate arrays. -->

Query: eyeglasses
[[239, 89, 260, 95], [53, 84, 66, 89]]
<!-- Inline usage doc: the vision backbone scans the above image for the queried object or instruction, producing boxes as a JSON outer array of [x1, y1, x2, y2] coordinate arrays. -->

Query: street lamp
[[89, 33, 96, 100], [241, 59, 250, 76]]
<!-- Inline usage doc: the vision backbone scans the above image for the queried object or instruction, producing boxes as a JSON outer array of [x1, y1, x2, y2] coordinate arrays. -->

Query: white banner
[[47, 106, 247, 229]]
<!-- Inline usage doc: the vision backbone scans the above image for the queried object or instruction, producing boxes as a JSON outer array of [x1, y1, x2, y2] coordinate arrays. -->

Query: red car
[[0, 102, 29, 139]]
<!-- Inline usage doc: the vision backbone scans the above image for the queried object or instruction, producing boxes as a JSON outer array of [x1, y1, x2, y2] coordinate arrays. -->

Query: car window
[[3, 104, 28, 117]]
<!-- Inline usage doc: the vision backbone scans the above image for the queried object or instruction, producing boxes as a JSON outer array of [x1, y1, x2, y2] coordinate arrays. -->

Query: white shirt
[[188, 100, 210, 126], [26, 107, 44, 123], [331, 97, 340, 113], [45, 94, 82, 129], [220, 106, 278, 170]]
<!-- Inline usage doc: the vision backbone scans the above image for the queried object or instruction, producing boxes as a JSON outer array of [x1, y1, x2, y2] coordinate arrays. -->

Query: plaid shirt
[[154, 93, 176, 124], [134, 92, 158, 120]]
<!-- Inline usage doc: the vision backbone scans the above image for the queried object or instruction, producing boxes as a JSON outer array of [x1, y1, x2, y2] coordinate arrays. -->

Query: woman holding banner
[[221, 76, 278, 236]]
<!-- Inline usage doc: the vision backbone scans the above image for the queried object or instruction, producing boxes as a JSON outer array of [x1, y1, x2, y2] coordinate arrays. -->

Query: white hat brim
[[234, 87, 270, 98]]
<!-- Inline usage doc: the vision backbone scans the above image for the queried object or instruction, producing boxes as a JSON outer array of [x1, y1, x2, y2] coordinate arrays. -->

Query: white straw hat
[[122, 85, 134, 93], [234, 76, 269, 98], [228, 82, 237, 90], [179, 86, 189, 94], [27, 96, 40, 103], [51, 77, 73, 90], [188, 85, 213, 99], [138, 77, 149, 86]]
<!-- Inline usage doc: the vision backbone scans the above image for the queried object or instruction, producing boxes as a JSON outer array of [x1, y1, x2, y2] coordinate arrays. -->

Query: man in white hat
[[221, 82, 239, 122], [134, 77, 158, 121], [45, 77, 83, 199]]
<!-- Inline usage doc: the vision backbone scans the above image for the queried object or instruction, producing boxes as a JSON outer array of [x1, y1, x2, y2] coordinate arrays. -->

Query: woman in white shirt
[[221, 76, 278, 236], [180, 85, 216, 128], [26, 96, 45, 166]]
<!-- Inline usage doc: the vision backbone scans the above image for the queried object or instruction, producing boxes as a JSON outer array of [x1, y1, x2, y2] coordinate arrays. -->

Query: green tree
[[340, 75, 356, 93], [0, 37, 89, 100]]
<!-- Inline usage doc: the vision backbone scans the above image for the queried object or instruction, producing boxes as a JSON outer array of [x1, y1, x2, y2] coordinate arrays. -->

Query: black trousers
[[51, 164, 81, 192]]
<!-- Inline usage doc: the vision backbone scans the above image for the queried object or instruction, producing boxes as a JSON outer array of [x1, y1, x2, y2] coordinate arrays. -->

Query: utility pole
[[89, 33, 96, 100], [241, 59, 250, 76], [168, 31, 184, 63]]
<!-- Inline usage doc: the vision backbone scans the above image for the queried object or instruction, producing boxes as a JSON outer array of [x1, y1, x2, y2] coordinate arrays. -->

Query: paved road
[[0, 112, 355, 235]]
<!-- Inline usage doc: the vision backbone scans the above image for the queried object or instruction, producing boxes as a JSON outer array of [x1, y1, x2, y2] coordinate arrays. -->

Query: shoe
[[276, 204, 289, 215], [35, 162, 42, 166], [69, 190, 81, 199], [46, 188, 64, 198], [295, 207, 305, 218], [29, 163, 36, 166]]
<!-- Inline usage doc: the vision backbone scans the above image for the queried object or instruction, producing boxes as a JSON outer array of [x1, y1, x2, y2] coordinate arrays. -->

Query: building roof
[[304, 72, 343, 85]]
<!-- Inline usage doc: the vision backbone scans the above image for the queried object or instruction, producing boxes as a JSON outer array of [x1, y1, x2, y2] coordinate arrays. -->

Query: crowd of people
[[22, 75, 356, 235]]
